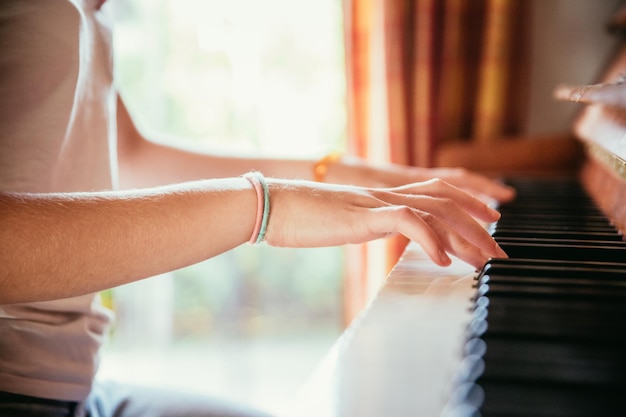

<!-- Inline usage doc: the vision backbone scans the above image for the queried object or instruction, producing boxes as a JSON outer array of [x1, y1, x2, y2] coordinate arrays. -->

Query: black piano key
[[477, 380, 626, 417], [496, 223, 617, 232], [476, 273, 626, 290], [498, 242, 626, 263], [478, 258, 626, 279], [473, 289, 626, 340], [494, 237, 626, 247], [477, 279, 626, 298], [474, 260, 626, 297], [495, 212, 610, 222], [495, 222, 616, 233], [491, 229, 624, 241], [450, 177, 626, 417], [475, 336, 626, 385]]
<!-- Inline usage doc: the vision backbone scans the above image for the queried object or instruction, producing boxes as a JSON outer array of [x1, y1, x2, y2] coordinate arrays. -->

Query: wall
[[525, 0, 624, 135]]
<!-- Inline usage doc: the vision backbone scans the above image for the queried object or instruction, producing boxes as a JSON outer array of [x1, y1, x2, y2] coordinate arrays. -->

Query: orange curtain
[[342, 0, 531, 323]]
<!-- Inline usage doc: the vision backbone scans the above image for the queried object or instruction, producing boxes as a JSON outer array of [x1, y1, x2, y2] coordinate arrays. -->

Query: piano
[[283, 31, 626, 417]]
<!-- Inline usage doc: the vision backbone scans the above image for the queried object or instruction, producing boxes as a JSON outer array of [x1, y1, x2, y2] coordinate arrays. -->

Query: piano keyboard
[[447, 177, 626, 417], [286, 176, 626, 417]]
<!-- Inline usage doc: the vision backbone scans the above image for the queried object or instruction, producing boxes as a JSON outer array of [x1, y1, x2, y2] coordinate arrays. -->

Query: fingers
[[420, 213, 506, 269], [264, 178, 508, 270], [371, 204, 504, 269], [348, 160, 516, 203], [382, 178, 502, 223], [372, 205, 452, 266], [554, 80, 626, 108], [385, 175, 514, 264], [372, 180, 508, 267], [429, 168, 516, 203], [455, 171, 516, 203], [417, 196, 503, 256]]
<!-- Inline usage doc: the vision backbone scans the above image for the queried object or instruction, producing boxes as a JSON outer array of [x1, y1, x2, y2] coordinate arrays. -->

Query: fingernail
[[439, 249, 451, 265], [494, 243, 508, 258], [486, 205, 501, 219]]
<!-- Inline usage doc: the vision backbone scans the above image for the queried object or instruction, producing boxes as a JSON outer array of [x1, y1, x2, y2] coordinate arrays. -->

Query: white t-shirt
[[0, 0, 116, 401]]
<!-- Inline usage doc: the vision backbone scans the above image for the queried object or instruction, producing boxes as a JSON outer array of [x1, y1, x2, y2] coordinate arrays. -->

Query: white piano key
[[283, 242, 477, 417]]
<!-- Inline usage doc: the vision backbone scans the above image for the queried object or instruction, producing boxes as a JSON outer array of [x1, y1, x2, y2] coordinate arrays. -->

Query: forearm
[[117, 136, 407, 190], [115, 96, 515, 201], [1, 173, 510, 305], [0, 178, 256, 304], [116, 94, 322, 188], [117, 136, 321, 189]]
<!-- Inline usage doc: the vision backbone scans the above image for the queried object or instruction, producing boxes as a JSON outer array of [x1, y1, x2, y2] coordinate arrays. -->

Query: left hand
[[325, 156, 516, 203]]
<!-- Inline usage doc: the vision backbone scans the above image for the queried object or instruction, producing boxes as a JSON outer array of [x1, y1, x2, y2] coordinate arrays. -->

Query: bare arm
[[116, 96, 516, 202], [0, 95, 511, 305], [0, 178, 256, 304], [0, 176, 505, 305], [116, 95, 326, 187]]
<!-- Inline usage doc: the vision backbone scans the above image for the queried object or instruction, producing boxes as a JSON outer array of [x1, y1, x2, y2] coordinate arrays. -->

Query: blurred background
[[98, 0, 346, 415], [96, 0, 624, 415]]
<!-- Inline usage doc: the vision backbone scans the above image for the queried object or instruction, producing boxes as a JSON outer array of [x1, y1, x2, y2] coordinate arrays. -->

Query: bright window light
[[99, 1, 347, 415]]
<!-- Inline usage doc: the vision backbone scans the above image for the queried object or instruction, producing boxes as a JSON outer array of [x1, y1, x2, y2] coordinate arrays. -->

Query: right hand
[[264, 177, 507, 269]]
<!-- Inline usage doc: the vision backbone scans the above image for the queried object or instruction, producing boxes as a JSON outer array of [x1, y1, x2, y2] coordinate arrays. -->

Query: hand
[[326, 156, 516, 204], [265, 178, 507, 269]]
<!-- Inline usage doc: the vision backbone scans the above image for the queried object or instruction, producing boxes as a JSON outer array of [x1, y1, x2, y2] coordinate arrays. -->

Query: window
[[98, 0, 346, 414]]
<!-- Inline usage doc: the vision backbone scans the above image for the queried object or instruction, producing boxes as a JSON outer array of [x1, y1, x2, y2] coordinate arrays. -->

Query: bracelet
[[243, 173, 263, 244], [243, 171, 270, 244], [256, 173, 270, 244], [313, 151, 342, 182]]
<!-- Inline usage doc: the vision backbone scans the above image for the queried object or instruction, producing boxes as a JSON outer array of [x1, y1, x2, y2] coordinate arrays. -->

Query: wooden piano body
[[283, 37, 626, 417]]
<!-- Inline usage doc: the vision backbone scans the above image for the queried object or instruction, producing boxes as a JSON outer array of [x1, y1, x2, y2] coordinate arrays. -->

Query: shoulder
[[0, 0, 81, 96]]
